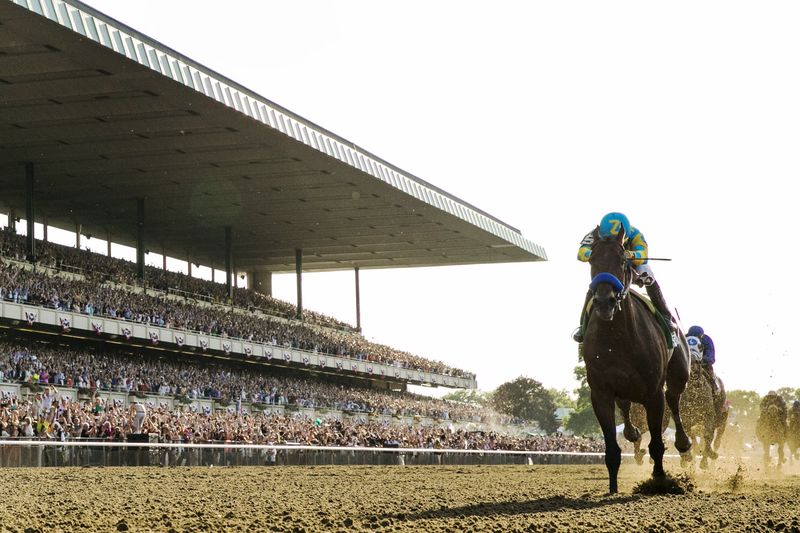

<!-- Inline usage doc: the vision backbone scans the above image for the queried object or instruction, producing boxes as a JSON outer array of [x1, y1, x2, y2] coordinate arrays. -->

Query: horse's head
[[587, 226, 632, 321]]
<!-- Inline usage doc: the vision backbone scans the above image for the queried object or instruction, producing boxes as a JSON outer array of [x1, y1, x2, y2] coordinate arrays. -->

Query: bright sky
[[29, 1, 800, 396]]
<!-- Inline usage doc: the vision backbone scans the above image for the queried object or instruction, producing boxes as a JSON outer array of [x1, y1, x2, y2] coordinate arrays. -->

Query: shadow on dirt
[[397, 494, 640, 522]]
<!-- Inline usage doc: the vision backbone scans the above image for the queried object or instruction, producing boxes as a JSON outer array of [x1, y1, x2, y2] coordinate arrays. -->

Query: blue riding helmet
[[687, 325, 704, 337], [598, 212, 631, 239]]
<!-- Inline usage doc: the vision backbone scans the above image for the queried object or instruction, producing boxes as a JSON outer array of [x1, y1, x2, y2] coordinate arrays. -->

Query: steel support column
[[25, 163, 35, 262], [136, 198, 145, 282], [296, 249, 303, 319], [355, 266, 361, 332], [225, 226, 233, 300]]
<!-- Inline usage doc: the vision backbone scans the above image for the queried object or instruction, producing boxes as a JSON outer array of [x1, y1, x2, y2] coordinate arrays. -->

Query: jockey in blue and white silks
[[687, 325, 715, 366], [687, 325, 718, 393], [573, 212, 674, 343]]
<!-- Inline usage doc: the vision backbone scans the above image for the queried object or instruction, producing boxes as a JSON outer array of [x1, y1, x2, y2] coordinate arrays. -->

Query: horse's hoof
[[700, 458, 709, 470], [675, 432, 692, 454], [707, 450, 719, 460], [624, 425, 641, 443]]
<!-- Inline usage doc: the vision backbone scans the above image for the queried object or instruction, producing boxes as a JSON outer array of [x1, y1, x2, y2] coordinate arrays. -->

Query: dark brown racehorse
[[679, 355, 728, 469], [788, 402, 800, 462], [582, 228, 691, 493], [756, 400, 787, 467]]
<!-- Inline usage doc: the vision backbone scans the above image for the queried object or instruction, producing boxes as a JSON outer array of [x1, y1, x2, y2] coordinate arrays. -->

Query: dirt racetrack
[[0, 460, 799, 532]]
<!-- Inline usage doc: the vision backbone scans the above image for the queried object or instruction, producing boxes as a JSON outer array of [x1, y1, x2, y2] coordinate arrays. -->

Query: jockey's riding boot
[[645, 281, 674, 328], [572, 289, 593, 343], [705, 366, 719, 395]]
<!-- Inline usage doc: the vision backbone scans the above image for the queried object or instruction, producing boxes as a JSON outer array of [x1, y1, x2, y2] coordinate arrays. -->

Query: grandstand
[[0, 0, 546, 408]]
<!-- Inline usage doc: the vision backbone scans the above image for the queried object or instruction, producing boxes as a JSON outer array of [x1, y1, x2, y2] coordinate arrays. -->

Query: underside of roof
[[0, 0, 547, 273]]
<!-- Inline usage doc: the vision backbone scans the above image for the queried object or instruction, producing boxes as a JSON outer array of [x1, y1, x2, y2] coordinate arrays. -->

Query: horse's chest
[[584, 344, 660, 397]]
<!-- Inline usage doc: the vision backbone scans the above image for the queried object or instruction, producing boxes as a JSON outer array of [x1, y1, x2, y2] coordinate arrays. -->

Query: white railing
[[0, 299, 478, 389]]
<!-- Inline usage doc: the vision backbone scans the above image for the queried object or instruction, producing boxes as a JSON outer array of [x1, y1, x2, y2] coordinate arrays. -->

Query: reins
[[588, 238, 633, 311]]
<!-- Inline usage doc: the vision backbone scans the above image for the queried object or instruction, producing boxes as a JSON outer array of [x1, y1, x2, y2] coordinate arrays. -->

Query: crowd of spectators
[[0, 229, 351, 331], [0, 229, 611, 453], [0, 393, 603, 452], [0, 339, 485, 420], [0, 229, 475, 379], [0, 338, 605, 452]]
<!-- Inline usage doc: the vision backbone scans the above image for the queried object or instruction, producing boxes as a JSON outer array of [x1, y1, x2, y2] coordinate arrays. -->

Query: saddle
[[629, 291, 675, 349]]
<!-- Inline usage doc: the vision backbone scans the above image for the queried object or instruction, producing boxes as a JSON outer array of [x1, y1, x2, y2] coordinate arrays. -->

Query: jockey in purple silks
[[688, 325, 718, 394]]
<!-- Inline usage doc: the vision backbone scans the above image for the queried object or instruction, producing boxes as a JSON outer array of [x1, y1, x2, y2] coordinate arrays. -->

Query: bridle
[[588, 238, 634, 313]]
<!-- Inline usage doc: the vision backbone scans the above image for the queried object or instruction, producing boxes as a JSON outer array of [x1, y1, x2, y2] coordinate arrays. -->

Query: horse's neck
[[688, 364, 705, 385], [617, 297, 647, 331]]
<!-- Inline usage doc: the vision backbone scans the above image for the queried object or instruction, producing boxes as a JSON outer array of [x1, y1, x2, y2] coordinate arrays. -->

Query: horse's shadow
[[397, 494, 640, 522]]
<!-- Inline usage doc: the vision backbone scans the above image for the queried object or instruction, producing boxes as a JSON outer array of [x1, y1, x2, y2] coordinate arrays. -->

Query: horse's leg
[[713, 410, 729, 451], [665, 348, 691, 454], [644, 393, 666, 479], [618, 399, 646, 465], [616, 399, 641, 443], [778, 441, 785, 465], [700, 418, 717, 468], [633, 436, 646, 466], [592, 391, 621, 494], [680, 433, 695, 467]]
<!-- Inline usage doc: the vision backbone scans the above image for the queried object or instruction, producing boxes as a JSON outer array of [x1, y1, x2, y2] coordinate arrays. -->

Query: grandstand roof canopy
[[0, 0, 547, 273]]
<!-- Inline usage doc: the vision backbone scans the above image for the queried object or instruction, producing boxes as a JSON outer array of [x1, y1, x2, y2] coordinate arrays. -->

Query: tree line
[[443, 367, 800, 437]]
